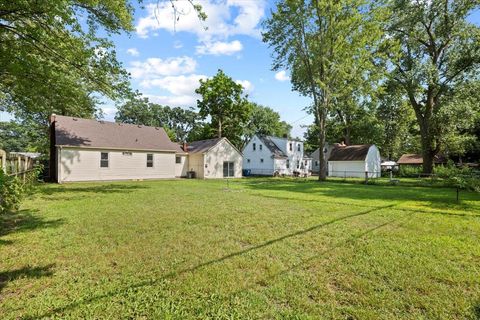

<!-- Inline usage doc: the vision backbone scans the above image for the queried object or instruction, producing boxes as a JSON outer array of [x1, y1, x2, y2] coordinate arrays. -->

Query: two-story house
[[242, 135, 311, 176]]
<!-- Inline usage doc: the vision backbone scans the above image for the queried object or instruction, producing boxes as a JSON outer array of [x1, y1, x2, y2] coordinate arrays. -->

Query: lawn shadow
[[0, 264, 55, 293], [473, 303, 480, 320], [239, 179, 480, 212], [0, 210, 64, 239], [37, 183, 148, 196], [23, 204, 394, 319]]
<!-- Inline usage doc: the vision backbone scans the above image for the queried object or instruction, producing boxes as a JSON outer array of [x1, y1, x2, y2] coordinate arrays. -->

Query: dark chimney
[[48, 114, 56, 125], [183, 141, 188, 152]]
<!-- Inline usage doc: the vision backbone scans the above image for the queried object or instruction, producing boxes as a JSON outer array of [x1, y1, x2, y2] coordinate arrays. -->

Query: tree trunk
[[218, 118, 222, 138], [417, 110, 435, 175], [317, 101, 328, 181]]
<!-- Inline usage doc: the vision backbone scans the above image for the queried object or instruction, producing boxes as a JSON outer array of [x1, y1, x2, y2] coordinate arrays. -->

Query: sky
[[1, 1, 479, 138], [105, 0, 312, 138]]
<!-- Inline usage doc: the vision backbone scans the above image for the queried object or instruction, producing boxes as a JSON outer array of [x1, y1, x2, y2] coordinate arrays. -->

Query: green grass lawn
[[1, 178, 479, 319]]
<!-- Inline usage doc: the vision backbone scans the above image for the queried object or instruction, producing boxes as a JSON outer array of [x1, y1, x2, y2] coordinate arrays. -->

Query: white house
[[242, 135, 310, 176], [184, 137, 243, 179], [50, 115, 184, 182], [328, 144, 381, 178], [49, 115, 242, 182], [310, 143, 334, 175]]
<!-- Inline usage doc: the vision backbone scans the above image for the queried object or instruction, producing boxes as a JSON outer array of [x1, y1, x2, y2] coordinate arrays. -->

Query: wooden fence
[[0, 150, 37, 181]]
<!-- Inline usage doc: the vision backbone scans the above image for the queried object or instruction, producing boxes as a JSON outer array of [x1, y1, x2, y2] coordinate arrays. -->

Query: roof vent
[[155, 127, 159, 130], [99, 121, 105, 124], [138, 125, 142, 128], [72, 118, 78, 121]]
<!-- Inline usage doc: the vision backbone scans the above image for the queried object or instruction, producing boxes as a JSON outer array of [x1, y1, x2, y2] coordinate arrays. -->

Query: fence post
[[365, 171, 368, 184]]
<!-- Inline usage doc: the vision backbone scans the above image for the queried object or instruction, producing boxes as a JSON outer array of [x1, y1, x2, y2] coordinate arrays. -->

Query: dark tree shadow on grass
[[22, 204, 394, 319], [0, 210, 64, 239], [238, 179, 480, 212], [38, 184, 149, 201], [0, 264, 55, 293], [472, 303, 480, 320]]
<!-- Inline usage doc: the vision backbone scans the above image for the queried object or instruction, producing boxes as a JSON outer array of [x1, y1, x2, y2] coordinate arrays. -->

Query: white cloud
[[126, 48, 140, 56], [145, 94, 200, 108], [235, 80, 253, 93], [136, 0, 266, 55], [141, 74, 208, 96], [275, 70, 290, 82], [196, 40, 243, 56], [129, 56, 197, 79]]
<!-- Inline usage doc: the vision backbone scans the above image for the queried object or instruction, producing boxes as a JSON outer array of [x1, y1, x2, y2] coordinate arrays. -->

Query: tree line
[[1, 0, 479, 179]]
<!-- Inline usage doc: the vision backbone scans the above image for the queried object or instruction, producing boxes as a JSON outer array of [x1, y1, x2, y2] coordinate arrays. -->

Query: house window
[[223, 161, 234, 177], [175, 156, 181, 164], [323, 147, 328, 153], [253, 143, 256, 151], [147, 154, 154, 167], [296, 160, 300, 169], [247, 159, 251, 163], [259, 144, 263, 151], [305, 160, 308, 166], [286, 159, 290, 169], [315, 161, 319, 166], [100, 152, 109, 168], [297, 144, 301, 152], [260, 158, 264, 163], [289, 143, 293, 151]]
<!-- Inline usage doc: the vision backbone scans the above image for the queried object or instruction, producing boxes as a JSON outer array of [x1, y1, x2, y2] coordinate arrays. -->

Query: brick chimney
[[48, 114, 56, 125]]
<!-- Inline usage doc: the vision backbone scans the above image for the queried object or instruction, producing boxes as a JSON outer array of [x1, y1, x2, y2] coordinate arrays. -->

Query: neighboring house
[[310, 143, 334, 175], [184, 137, 243, 179], [242, 135, 309, 176], [328, 144, 381, 178], [397, 153, 446, 167], [50, 115, 184, 182]]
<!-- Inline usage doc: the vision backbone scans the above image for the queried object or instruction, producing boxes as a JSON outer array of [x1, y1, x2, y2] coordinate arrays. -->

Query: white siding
[[328, 161, 366, 178], [175, 155, 188, 177], [204, 139, 243, 178], [59, 147, 175, 182], [366, 145, 381, 178], [242, 136, 275, 175], [187, 153, 205, 179]]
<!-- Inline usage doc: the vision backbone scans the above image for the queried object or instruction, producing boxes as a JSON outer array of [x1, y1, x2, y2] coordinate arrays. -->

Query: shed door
[[223, 161, 234, 177]]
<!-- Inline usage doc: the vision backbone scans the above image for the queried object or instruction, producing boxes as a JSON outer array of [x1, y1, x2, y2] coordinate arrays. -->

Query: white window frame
[[100, 152, 109, 168], [146, 153, 154, 168]]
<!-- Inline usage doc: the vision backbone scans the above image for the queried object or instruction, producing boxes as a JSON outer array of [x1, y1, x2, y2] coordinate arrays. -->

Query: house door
[[223, 161, 234, 177]]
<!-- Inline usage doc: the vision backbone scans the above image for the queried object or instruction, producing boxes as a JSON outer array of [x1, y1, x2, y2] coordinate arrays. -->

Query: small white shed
[[328, 144, 381, 178], [185, 138, 243, 179]]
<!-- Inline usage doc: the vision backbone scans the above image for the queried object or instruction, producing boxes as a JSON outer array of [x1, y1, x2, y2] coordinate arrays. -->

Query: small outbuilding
[[397, 153, 446, 166], [185, 137, 243, 179], [328, 144, 381, 178]]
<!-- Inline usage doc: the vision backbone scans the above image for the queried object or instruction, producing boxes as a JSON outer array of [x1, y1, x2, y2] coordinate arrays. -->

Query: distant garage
[[328, 144, 381, 178]]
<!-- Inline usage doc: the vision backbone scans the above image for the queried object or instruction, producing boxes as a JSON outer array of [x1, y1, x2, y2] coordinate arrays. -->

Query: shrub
[[0, 171, 24, 214], [0, 166, 42, 214], [398, 165, 422, 177]]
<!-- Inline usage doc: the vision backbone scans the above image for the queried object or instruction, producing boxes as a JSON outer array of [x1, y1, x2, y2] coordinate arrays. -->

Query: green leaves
[[195, 69, 251, 147]]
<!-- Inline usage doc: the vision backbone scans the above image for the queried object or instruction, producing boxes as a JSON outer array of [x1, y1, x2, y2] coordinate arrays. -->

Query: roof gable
[[53, 115, 178, 152]]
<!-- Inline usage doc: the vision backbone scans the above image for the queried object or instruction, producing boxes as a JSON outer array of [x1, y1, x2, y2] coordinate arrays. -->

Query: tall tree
[[388, 0, 480, 173], [263, 0, 386, 180], [195, 69, 251, 147], [115, 92, 201, 142], [243, 103, 292, 146]]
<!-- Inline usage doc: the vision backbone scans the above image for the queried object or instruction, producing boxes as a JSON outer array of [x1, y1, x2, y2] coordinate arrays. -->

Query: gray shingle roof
[[258, 135, 287, 158], [328, 145, 371, 161], [53, 115, 179, 152], [185, 138, 223, 154]]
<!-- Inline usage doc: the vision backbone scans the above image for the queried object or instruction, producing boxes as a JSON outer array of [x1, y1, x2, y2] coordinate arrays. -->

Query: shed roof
[[52, 115, 179, 152], [397, 153, 446, 165], [258, 135, 287, 158], [328, 144, 372, 161]]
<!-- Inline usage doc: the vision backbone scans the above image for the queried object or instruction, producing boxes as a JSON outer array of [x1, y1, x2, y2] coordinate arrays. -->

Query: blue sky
[[107, 0, 312, 138], [1, 1, 479, 138]]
